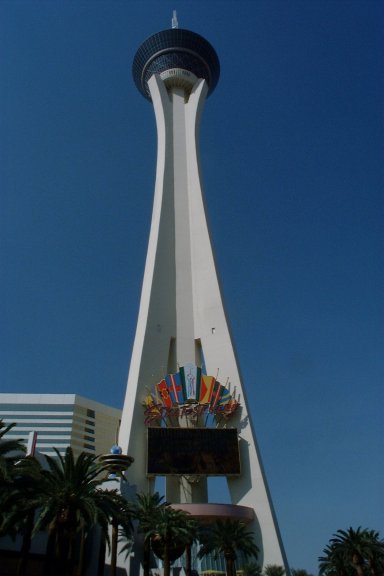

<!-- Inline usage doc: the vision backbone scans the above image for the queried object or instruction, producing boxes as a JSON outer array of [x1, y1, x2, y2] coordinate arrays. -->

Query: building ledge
[[171, 503, 254, 524]]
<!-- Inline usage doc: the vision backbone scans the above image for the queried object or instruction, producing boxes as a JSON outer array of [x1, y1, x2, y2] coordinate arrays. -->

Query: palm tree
[[150, 507, 197, 576], [319, 527, 384, 576], [319, 542, 352, 576], [33, 447, 116, 576], [198, 519, 259, 576], [134, 491, 167, 576], [0, 420, 28, 539], [264, 564, 285, 576], [330, 528, 370, 576], [3, 456, 45, 576], [181, 514, 199, 576], [0, 421, 45, 575], [0, 419, 26, 483], [264, 565, 285, 576], [361, 530, 384, 576], [241, 561, 262, 576], [290, 569, 313, 576], [95, 489, 134, 576]]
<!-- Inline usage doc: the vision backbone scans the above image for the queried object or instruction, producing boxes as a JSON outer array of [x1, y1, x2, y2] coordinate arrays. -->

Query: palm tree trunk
[[58, 532, 68, 575], [75, 526, 86, 576], [17, 510, 34, 576], [185, 543, 192, 576], [97, 535, 107, 576], [224, 553, 236, 576], [352, 554, 365, 576], [143, 537, 151, 576], [368, 558, 378, 576], [67, 529, 77, 576], [110, 521, 118, 576], [163, 540, 171, 576], [56, 525, 72, 576], [44, 527, 57, 576]]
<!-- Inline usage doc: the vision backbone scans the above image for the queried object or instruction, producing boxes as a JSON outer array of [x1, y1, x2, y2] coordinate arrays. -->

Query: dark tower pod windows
[[132, 28, 220, 100]]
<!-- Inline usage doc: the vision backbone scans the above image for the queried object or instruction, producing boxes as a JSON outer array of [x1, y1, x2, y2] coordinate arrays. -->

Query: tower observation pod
[[118, 23, 288, 574]]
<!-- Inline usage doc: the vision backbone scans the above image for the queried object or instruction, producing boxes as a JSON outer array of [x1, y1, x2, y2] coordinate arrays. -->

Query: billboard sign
[[147, 427, 241, 476]]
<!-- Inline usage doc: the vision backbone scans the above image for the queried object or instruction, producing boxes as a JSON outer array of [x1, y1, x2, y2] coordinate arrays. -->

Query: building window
[[83, 435, 95, 442]]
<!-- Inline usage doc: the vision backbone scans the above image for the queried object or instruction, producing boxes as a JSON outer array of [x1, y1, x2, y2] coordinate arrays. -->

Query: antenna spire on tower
[[172, 10, 178, 29]]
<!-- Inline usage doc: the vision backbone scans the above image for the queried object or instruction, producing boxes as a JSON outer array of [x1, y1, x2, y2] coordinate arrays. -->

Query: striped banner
[[165, 372, 185, 404]]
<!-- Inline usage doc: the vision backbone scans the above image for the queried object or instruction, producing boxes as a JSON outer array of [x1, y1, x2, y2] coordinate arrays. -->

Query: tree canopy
[[198, 518, 259, 576], [319, 527, 384, 576]]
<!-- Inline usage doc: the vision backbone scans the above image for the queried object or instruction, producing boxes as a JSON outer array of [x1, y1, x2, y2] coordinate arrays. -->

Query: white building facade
[[0, 393, 121, 457]]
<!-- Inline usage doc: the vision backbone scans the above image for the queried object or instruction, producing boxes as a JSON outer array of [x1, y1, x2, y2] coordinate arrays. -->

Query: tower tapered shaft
[[118, 26, 288, 572]]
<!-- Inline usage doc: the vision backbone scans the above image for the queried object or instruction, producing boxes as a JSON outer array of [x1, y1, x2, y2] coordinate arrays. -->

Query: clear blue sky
[[1, 1, 383, 573]]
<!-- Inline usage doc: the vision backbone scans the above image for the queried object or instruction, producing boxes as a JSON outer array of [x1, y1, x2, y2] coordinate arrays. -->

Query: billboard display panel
[[147, 427, 240, 476]]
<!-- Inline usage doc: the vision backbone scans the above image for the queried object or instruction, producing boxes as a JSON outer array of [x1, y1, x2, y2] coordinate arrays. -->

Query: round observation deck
[[132, 28, 220, 101]]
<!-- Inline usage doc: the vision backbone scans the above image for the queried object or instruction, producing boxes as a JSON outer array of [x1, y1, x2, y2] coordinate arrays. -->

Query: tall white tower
[[119, 23, 288, 573]]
